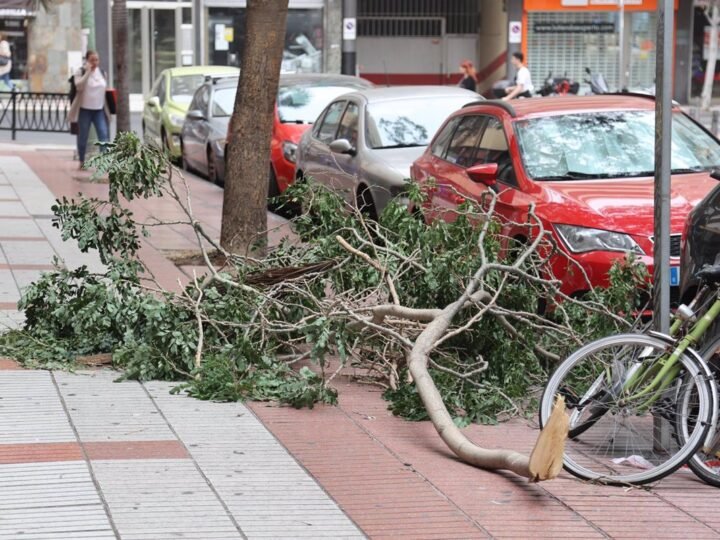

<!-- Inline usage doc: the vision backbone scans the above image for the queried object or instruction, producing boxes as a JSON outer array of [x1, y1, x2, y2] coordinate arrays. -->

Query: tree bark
[[221, 0, 289, 255], [702, 1, 720, 111], [112, 0, 130, 132]]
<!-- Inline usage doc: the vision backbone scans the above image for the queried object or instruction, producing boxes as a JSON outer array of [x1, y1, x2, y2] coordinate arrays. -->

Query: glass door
[[128, 5, 186, 97]]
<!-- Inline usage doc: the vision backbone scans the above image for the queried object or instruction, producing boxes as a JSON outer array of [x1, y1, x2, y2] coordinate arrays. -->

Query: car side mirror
[[711, 169, 720, 182], [148, 96, 161, 109], [466, 163, 498, 187], [186, 110, 205, 121], [329, 138, 355, 156]]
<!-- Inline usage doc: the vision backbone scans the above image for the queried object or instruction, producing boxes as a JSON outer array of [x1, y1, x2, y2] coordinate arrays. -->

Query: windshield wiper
[[280, 119, 307, 124], [378, 143, 424, 149], [536, 171, 606, 181], [623, 168, 705, 178]]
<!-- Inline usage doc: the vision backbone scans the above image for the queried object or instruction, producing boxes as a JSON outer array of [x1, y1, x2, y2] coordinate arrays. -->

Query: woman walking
[[68, 50, 111, 169]]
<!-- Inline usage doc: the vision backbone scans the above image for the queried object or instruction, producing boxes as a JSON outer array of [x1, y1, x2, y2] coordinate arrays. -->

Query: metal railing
[[0, 90, 71, 140]]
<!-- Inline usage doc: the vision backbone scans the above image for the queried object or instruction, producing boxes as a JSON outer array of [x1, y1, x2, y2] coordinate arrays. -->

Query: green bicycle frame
[[620, 291, 720, 410]]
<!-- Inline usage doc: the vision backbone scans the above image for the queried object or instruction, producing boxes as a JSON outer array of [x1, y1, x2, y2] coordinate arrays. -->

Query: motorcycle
[[584, 67, 609, 95], [537, 72, 580, 97]]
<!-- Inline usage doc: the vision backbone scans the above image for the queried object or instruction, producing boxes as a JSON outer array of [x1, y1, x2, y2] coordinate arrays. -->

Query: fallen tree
[[0, 134, 648, 480]]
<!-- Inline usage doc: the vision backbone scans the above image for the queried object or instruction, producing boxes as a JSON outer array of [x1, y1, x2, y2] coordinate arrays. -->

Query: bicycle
[[538, 264, 720, 485]]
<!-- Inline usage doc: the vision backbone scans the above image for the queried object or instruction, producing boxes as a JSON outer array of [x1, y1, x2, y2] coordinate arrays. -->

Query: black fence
[[0, 90, 71, 140]]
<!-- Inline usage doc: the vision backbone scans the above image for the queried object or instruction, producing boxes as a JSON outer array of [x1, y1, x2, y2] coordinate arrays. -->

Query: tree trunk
[[702, 1, 720, 111], [221, 0, 289, 255], [112, 0, 130, 132]]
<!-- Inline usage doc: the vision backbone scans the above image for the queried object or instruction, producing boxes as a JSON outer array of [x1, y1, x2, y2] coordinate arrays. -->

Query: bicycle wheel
[[540, 333, 713, 485], [682, 333, 720, 487]]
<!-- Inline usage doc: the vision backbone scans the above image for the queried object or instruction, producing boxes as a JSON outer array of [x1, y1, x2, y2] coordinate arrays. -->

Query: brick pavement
[[2, 147, 720, 538]]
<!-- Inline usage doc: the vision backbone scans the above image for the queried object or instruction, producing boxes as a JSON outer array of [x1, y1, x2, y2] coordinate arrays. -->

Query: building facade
[[0, 0, 83, 92]]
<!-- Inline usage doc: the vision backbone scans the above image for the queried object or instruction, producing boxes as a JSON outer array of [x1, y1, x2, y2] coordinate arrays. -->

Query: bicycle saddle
[[696, 264, 720, 284]]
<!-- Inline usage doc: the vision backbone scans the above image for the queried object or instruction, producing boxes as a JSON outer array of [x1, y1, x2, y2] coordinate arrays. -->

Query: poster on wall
[[215, 24, 229, 51]]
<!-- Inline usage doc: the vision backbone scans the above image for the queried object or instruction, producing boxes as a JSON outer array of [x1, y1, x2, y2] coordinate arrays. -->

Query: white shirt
[[516, 66, 534, 94], [80, 68, 107, 110]]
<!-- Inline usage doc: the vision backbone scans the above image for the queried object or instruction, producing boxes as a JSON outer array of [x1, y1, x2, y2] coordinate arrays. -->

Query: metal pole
[[618, 0, 625, 90], [192, 0, 203, 65], [653, 0, 673, 335], [10, 88, 16, 141], [341, 0, 357, 75]]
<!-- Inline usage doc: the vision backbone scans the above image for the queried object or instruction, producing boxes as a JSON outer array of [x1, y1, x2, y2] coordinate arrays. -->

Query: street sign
[[343, 17, 357, 41], [509, 21, 522, 44]]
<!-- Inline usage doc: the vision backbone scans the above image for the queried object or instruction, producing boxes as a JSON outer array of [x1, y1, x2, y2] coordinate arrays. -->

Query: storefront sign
[[509, 21, 522, 43], [533, 21, 615, 33]]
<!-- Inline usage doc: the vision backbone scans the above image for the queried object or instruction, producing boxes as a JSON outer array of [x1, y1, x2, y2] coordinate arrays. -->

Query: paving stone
[[35, 219, 105, 273], [92, 459, 242, 540], [145, 382, 365, 539], [0, 461, 113, 539], [0, 239, 56, 266], [0, 217, 43, 238], [0, 309, 24, 331], [0, 371, 75, 443], [0, 201, 28, 217], [0, 268, 19, 303], [0, 156, 58, 216], [0, 185, 17, 199], [55, 370, 176, 442], [10, 268, 44, 290]]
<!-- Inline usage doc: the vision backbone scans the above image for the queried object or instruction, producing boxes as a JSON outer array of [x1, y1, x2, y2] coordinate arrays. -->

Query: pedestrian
[[503, 52, 533, 101], [68, 50, 111, 169], [458, 60, 478, 92], [0, 33, 14, 90]]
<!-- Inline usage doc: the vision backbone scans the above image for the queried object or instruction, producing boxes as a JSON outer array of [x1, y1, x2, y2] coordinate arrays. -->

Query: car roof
[[279, 73, 373, 88], [462, 94, 680, 119], [338, 85, 479, 103], [166, 66, 240, 77]]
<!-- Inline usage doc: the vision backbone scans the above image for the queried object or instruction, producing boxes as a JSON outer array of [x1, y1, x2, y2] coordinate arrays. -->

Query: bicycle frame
[[618, 288, 720, 411]]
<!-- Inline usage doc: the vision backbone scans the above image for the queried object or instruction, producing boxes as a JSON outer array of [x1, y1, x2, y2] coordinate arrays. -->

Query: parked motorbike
[[490, 79, 512, 99], [537, 72, 580, 97], [584, 67, 609, 94]]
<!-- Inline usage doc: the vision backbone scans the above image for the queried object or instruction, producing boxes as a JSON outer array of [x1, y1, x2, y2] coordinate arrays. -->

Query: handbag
[[70, 121, 79, 135], [105, 88, 116, 115]]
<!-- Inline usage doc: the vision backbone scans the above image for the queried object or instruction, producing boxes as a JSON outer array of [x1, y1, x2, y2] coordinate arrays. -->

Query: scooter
[[584, 67, 609, 94], [537, 72, 580, 96]]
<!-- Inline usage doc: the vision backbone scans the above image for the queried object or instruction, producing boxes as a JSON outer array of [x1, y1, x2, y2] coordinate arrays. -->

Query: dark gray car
[[680, 177, 720, 304], [180, 76, 238, 184], [294, 86, 480, 216]]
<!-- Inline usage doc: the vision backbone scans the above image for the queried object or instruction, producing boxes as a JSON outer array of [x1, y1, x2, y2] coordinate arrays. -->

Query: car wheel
[[356, 185, 378, 221], [161, 129, 171, 155], [207, 147, 219, 185]]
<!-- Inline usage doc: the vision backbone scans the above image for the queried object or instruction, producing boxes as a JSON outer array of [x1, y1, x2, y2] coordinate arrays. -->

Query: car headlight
[[169, 113, 185, 129], [282, 141, 298, 164], [555, 224, 644, 255]]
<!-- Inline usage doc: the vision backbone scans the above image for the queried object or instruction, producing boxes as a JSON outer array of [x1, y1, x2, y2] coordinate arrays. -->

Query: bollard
[[688, 106, 700, 121], [712, 110, 720, 137]]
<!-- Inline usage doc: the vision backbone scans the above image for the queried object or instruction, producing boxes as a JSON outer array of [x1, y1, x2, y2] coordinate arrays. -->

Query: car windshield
[[212, 87, 235, 117], [171, 75, 206, 104], [514, 111, 720, 180], [277, 85, 362, 124], [366, 96, 472, 149]]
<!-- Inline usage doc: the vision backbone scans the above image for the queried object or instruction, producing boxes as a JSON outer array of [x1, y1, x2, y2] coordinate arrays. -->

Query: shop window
[[208, 8, 323, 73]]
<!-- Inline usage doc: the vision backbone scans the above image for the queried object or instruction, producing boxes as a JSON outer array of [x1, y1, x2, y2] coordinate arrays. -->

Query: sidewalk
[[2, 149, 720, 539]]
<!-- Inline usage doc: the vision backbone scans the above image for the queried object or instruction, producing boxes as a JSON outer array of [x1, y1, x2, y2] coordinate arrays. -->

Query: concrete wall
[[27, 0, 82, 92], [325, 0, 342, 73], [476, 0, 508, 93]]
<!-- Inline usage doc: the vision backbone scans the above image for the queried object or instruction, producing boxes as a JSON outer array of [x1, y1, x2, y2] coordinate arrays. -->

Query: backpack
[[68, 67, 84, 103]]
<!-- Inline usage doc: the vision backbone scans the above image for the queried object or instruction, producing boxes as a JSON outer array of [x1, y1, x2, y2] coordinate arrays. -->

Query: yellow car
[[142, 65, 239, 159]]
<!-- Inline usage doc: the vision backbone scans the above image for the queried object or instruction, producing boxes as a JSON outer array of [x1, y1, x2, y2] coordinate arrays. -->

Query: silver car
[[294, 86, 480, 217], [180, 76, 238, 184]]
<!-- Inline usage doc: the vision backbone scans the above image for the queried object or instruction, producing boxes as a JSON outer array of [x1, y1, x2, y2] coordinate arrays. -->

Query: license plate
[[670, 266, 680, 286]]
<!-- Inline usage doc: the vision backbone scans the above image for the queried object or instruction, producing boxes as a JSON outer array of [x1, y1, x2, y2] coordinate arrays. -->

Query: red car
[[268, 73, 373, 197], [411, 95, 720, 299]]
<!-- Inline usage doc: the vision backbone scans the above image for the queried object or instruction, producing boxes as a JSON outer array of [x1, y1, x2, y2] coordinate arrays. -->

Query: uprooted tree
[[0, 135, 649, 481]]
